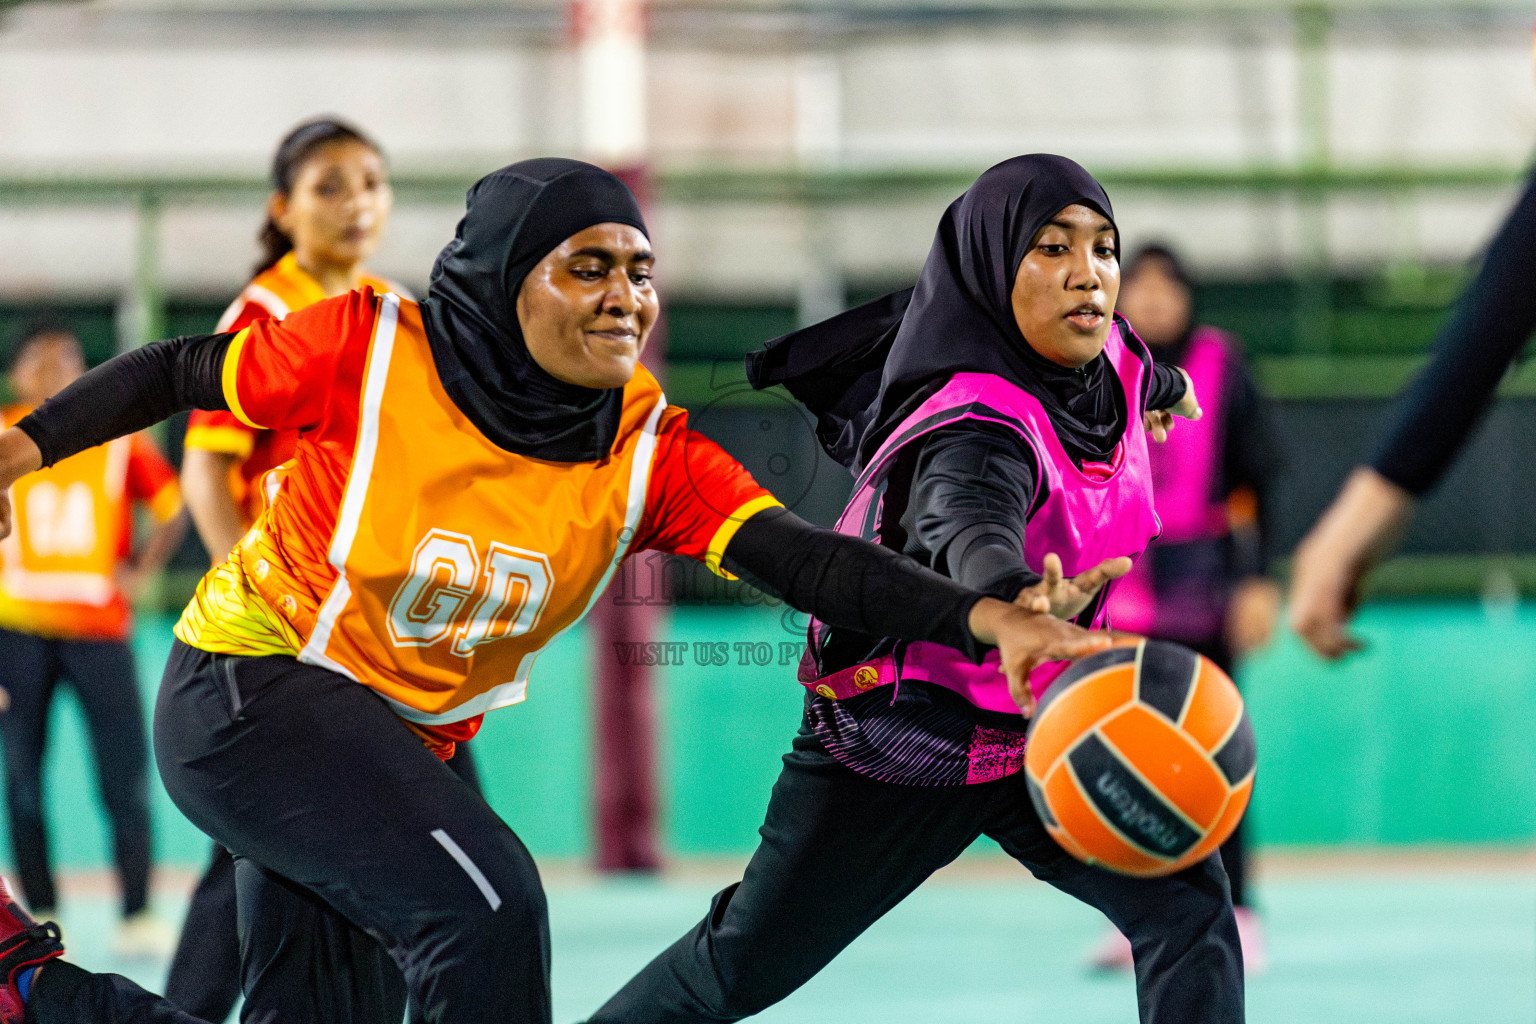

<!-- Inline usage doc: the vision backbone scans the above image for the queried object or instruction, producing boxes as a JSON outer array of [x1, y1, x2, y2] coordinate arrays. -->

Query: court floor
[[43, 853, 1536, 1023]]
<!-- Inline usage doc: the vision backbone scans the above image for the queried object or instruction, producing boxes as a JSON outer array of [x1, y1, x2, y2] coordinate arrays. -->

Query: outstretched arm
[[1291, 168, 1536, 659], [20, 333, 234, 468], [0, 332, 234, 537], [1372, 168, 1536, 496], [904, 424, 1128, 620], [0, 290, 377, 543], [724, 507, 1107, 714], [0, 332, 235, 536]]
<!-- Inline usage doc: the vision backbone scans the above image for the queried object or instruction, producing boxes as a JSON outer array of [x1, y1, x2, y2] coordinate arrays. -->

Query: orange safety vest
[[2, 437, 130, 610], [0, 412, 180, 640], [178, 294, 669, 726]]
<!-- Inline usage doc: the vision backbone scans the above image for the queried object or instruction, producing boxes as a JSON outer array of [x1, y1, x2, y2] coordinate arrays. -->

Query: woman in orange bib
[[0, 325, 184, 956], [0, 159, 1106, 1024]]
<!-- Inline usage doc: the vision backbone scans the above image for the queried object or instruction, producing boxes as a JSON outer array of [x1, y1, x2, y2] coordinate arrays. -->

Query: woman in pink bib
[[585, 156, 1245, 1024]]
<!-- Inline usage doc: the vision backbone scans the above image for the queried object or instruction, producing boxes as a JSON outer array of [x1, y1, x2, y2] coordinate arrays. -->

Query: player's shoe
[[1086, 925, 1134, 971], [1235, 906, 1267, 975], [112, 909, 174, 960], [0, 876, 64, 1023]]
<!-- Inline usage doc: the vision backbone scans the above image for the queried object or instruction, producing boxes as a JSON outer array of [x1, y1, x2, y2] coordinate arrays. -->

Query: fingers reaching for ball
[[969, 597, 1112, 717]]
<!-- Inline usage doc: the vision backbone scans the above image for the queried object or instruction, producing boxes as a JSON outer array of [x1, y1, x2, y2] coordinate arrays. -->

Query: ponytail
[[253, 116, 385, 277], [254, 216, 294, 277]]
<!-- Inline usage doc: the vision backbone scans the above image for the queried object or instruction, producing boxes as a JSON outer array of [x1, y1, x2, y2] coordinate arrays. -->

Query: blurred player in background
[[1093, 243, 1283, 972], [167, 116, 483, 1022], [0, 325, 185, 957], [1291, 167, 1536, 654], [180, 117, 400, 565]]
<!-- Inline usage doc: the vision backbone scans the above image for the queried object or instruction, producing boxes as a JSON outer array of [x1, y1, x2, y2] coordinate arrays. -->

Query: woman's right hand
[[968, 597, 1112, 715], [1289, 466, 1413, 660], [0, 428, 44, 540]]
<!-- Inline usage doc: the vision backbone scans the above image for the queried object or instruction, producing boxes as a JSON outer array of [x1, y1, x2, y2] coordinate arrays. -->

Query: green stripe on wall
[[7, 601, 1532, 876]]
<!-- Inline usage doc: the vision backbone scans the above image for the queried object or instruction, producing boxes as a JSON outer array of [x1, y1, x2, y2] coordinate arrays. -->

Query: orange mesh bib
[[0, 436, 129, 609], [291, 296, 666, 723]]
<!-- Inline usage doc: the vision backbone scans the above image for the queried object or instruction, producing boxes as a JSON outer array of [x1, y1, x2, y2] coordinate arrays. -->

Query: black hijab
[[422, 158, 649, 462], [747, 154, 1128, 472]]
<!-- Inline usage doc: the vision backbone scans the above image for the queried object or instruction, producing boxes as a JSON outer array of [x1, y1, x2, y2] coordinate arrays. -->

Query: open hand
[[1289, 467, 1412, 659], [0, 428, 44, 541], [1015, 552, 1133, 620], [967, 598, 1112, 715]]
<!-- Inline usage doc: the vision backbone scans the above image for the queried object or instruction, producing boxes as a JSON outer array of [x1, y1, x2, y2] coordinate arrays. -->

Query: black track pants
[[32, 641, 547, 1024], [163, 746, 484, 1023], [163, 843, 240, 1021], [0, 629, 151, 917], [586, 730, 1243, 1024]]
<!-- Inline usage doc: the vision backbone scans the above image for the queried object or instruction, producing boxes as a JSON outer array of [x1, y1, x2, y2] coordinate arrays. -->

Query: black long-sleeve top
[[1372, 167, 1536, 495], [15, 333, 988, 662], [813, 357, 1190, 676]]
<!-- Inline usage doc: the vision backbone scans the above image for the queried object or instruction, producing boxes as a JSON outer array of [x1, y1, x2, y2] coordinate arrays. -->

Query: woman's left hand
[[1145, 367, 1202, 442], [1015, 552, 1132, 620]]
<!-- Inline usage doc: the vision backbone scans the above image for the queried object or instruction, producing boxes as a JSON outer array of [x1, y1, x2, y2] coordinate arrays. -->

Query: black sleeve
[[1219, 351, 1285, 576], [721, 506, 987, 662], [1371, 169, 1536, 495], [17, 333, 234, 468], [1146, 361, 1188, 411], [899, 423, 1042, 600]]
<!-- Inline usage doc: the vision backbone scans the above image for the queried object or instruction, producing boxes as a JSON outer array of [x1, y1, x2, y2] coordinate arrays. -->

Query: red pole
[[570, 0, 662, 873]]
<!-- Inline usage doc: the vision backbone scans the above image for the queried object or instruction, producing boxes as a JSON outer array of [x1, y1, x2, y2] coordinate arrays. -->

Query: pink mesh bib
[[1107, 326, 1232, 637], [802, 323, 1161, 714]]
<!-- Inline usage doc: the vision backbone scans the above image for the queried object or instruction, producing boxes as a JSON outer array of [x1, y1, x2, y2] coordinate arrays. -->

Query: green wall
[[9, 600, 1534, 874], [1243, 601, 1536, 845]]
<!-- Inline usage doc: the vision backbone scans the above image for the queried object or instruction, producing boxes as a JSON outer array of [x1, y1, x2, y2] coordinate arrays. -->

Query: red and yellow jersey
[[0, 408, 181, 641], [183, 252, 398, 525], [175, 289, 778, 752]]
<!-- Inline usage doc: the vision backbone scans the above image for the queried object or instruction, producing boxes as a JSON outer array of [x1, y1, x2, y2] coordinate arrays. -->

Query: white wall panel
[[0, 47, 538, 172], [0, 207, 137, 294], [1329, 42, 1536, 164], [0, 3, 1531, 300]]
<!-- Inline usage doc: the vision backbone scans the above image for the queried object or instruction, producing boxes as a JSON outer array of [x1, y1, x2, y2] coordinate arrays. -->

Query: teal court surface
[[44, 851, 1536, 1024], [14, 602, 1536, 1021]]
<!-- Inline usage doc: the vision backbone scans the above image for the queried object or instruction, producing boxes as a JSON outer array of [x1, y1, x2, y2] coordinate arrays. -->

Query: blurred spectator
[[1097, 243, 1284, 972], [0, 323, 185, 956]]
